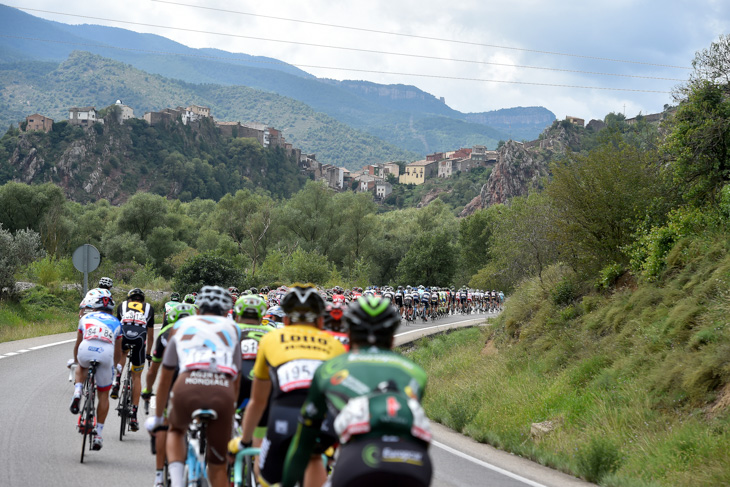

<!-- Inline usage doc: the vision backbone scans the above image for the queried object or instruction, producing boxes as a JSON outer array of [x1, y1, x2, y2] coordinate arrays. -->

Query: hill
[[0, 52, 419, 169], [0, 4, 556, 153]]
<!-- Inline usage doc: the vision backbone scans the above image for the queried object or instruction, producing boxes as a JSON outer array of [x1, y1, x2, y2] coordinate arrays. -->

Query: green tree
[[0, 224, 45, 296], [173, 253, 243, 295], [0, 182, 65, 233], [396, 230, 456, 286], [457, 207, 497, 281], [283, 249, 333, 285], [117, 192, 169, 240], [547, 142, 665, 272]]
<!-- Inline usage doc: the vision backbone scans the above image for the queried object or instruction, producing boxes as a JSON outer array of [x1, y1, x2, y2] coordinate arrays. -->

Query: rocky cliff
[[459, 124, 571, 216]]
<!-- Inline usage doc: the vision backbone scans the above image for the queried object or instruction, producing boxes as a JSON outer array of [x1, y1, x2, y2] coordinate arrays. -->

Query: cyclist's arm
[[113, 336, 123, 366], [145, 305, 155, 356], [240, 377, 271, 443], [154, 336, 178, 419], [72, 329, 83, 363]]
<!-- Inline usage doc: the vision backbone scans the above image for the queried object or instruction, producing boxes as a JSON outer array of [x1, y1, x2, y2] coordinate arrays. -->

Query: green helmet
[[344, 296, 400, 347], [234, 294, 268, 321], [183, 294, 196, 304], [167, 303, 197, 325]]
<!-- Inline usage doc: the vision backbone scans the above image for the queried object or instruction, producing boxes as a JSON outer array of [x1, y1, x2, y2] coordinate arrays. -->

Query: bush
[[552, 277, 577, 306], [596, 263, 624, 291], [173, 253, 243, 295], [575, 436, 623, 483]]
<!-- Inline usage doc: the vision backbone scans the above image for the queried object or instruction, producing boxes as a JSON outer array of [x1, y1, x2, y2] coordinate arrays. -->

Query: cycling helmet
[[196, 285, 233, 316], [250, 287, 258, 295], [345, 296, 401, 347], [127, 288, 145, 300], [281, 283, 326, 323], [98, 277, 113, 290], [167, 303, 197, 325], [323, 303, 346, 332], [183, 293, 196, 304], [265, 305, 285, 321], [170, 292, 181, 302], [79, 288, 114, 312], [261, 286, 270, 294], [228, 286, 239, 295], [234, 294, 268, 321]]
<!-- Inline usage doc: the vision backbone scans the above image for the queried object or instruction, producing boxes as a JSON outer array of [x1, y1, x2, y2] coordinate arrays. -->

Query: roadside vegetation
[[406, 35, 730, 486]]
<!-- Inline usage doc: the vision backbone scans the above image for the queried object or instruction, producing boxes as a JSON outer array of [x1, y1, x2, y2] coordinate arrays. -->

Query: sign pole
[[73, 244, 101, 298]]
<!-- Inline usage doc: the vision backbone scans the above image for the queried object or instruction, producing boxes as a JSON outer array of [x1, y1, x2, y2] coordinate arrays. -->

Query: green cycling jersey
[[281, 347, 429, 487]]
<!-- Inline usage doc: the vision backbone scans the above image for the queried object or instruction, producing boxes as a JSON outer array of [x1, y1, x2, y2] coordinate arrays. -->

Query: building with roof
[[399, 160, 437, 185], [23, 114, 53, 133], [68, 107, 102, 126]]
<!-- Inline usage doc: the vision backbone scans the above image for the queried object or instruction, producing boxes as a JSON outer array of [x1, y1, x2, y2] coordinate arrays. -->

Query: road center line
[[432, 440, 549, 487]]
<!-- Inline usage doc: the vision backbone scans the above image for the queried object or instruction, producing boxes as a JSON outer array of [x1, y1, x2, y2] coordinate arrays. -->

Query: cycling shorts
[[394, 295, 403, 306], [167, 370, 236, 465], [328, 436, 432, 487], [259, 404, 300, 485], [404, 298, 413, 308], [77, 339, 116, 391], [121, 325, 148, 368]]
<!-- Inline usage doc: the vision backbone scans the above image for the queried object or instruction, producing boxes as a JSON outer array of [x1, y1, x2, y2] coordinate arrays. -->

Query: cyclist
[[323, 302, 349, 350], [113, 287, 155, 432], [70, 288, 123, 451], [230, 283, 346, 487], [142, 302, 197, 487], [182, 293, 196, 304], [281, 296, 432, 487], [98, 276, 113, 290], [162, 292, 181, 327], [145, 286, 242, 487]]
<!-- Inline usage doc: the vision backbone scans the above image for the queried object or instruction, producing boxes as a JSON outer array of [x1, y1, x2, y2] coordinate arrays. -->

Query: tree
[[686, 34, 730, 90], [214, 189, 274, 276], [547, 143, 664, 273], [396, 231, 456, 286], [117, 192, 169, 241], [0, 224, 45, 295], [173, 253, 243, 295], [0, 182, 65, 234], [457, 207, 497, 282]]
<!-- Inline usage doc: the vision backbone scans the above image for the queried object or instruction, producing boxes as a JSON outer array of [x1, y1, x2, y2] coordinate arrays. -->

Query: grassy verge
[[404, 236, 730, 486], [0, 287, 80, 343]]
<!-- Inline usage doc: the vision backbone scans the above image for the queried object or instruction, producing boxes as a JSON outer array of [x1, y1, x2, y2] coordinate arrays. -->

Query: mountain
[[0, 52, 418, 168], [0, 4, 556, 153]]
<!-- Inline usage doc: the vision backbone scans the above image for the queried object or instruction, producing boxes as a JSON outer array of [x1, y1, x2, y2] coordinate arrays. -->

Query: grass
[[404, 234, 730, 486], [0, 293, 79, 343]]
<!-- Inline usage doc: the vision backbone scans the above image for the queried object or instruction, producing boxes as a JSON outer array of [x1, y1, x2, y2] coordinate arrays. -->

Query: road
[[0, 312, 592, 487]]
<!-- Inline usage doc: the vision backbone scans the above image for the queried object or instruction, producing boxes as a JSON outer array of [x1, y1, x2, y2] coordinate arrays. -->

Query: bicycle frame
[[118, 350, 134, 441], [185, 409, 216, 486], [79, 361, 98, 463], [232, 447, 261, 487]]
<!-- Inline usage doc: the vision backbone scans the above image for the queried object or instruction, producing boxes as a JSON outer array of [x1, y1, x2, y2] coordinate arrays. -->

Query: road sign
[[72, 244, 101, 295]]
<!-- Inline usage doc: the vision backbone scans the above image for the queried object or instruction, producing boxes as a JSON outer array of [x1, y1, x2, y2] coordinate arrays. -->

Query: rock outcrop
[[459, 125, 571, 217]]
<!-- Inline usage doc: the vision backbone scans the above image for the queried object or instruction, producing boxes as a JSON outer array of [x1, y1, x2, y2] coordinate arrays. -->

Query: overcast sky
[[14, 0, 730, 121]]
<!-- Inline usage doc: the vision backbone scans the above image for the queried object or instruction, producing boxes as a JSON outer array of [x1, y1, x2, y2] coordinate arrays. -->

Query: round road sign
[[72, 244, 101, 273]]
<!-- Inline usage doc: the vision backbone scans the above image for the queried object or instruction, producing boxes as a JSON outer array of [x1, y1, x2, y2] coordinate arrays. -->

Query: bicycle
[[185, 408, 217, 487], [76, 360, 99, 463], [150, 424, 171, 487], [117, 350, 134, 441]]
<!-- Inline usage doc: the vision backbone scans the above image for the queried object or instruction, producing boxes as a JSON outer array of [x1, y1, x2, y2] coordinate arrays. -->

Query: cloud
[[17, 0, 726, 121]]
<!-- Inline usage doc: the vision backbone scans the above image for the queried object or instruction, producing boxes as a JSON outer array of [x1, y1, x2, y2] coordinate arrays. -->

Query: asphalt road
[[0, 311, 592, 487]]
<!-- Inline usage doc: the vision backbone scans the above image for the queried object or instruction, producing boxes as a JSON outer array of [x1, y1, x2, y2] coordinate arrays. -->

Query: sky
[[11, 0, 730, 121]]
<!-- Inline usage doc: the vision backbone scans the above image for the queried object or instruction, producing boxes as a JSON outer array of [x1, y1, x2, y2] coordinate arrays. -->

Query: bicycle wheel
[[79, 369, 95, 463], [244, 454, 256, 487], [119, 370, 130, 441]]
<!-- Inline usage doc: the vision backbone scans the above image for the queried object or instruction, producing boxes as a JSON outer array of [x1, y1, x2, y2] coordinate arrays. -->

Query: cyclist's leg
[[127, 341, 146, 429]]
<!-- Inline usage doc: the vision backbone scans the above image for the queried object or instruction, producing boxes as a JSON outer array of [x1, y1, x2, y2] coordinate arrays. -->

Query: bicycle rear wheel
[[119, 373, 130, 441], [79, 373, 95, 463]]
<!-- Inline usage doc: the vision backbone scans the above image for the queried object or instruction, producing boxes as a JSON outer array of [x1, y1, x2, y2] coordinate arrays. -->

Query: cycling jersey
[[281, 347, 430, 487], [77, 312, 123, 390], [164, 315, 242, 376], [237, 322, 275, 422], [253, 324, 346, 484], [117, 300, 155, 366], [421, 292, 430, 304]]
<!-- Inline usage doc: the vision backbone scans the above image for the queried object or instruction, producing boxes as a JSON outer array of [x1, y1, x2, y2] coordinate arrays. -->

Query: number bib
[[240, 338, 259, 360], [276, 359, 322, 392], [83, 324, 114, 344]]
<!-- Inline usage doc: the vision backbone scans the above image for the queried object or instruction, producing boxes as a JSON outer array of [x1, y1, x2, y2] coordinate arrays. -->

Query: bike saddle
[[192, 409, 218, 421]]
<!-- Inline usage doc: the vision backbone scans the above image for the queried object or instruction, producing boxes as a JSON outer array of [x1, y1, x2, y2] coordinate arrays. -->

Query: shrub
[[552, 277, 577, 306], [596, 263, 624, 291], [575, 436, 622, 483]]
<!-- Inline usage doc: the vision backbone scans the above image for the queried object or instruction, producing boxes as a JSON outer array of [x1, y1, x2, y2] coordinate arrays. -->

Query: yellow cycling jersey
[[253, 324, 346, 405]]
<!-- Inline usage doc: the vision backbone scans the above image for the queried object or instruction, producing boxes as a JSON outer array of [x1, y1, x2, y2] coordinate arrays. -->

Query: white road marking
[[16, 349, 31, 353], [395, 318, 485, 337], [3, 352, 19, 356], [29, 339, 76, 350], [432, 440, 549, 487]]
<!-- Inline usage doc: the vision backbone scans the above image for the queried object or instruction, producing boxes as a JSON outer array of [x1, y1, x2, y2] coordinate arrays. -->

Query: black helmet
[[250, 287, 258, 295], [98, 277, 113, 290], [127, 288, 145, 300], [281, 283, 326, 323], [170, 292, 181, 302], [345, 296, 400, 347], [196, 285, 233, 316]]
